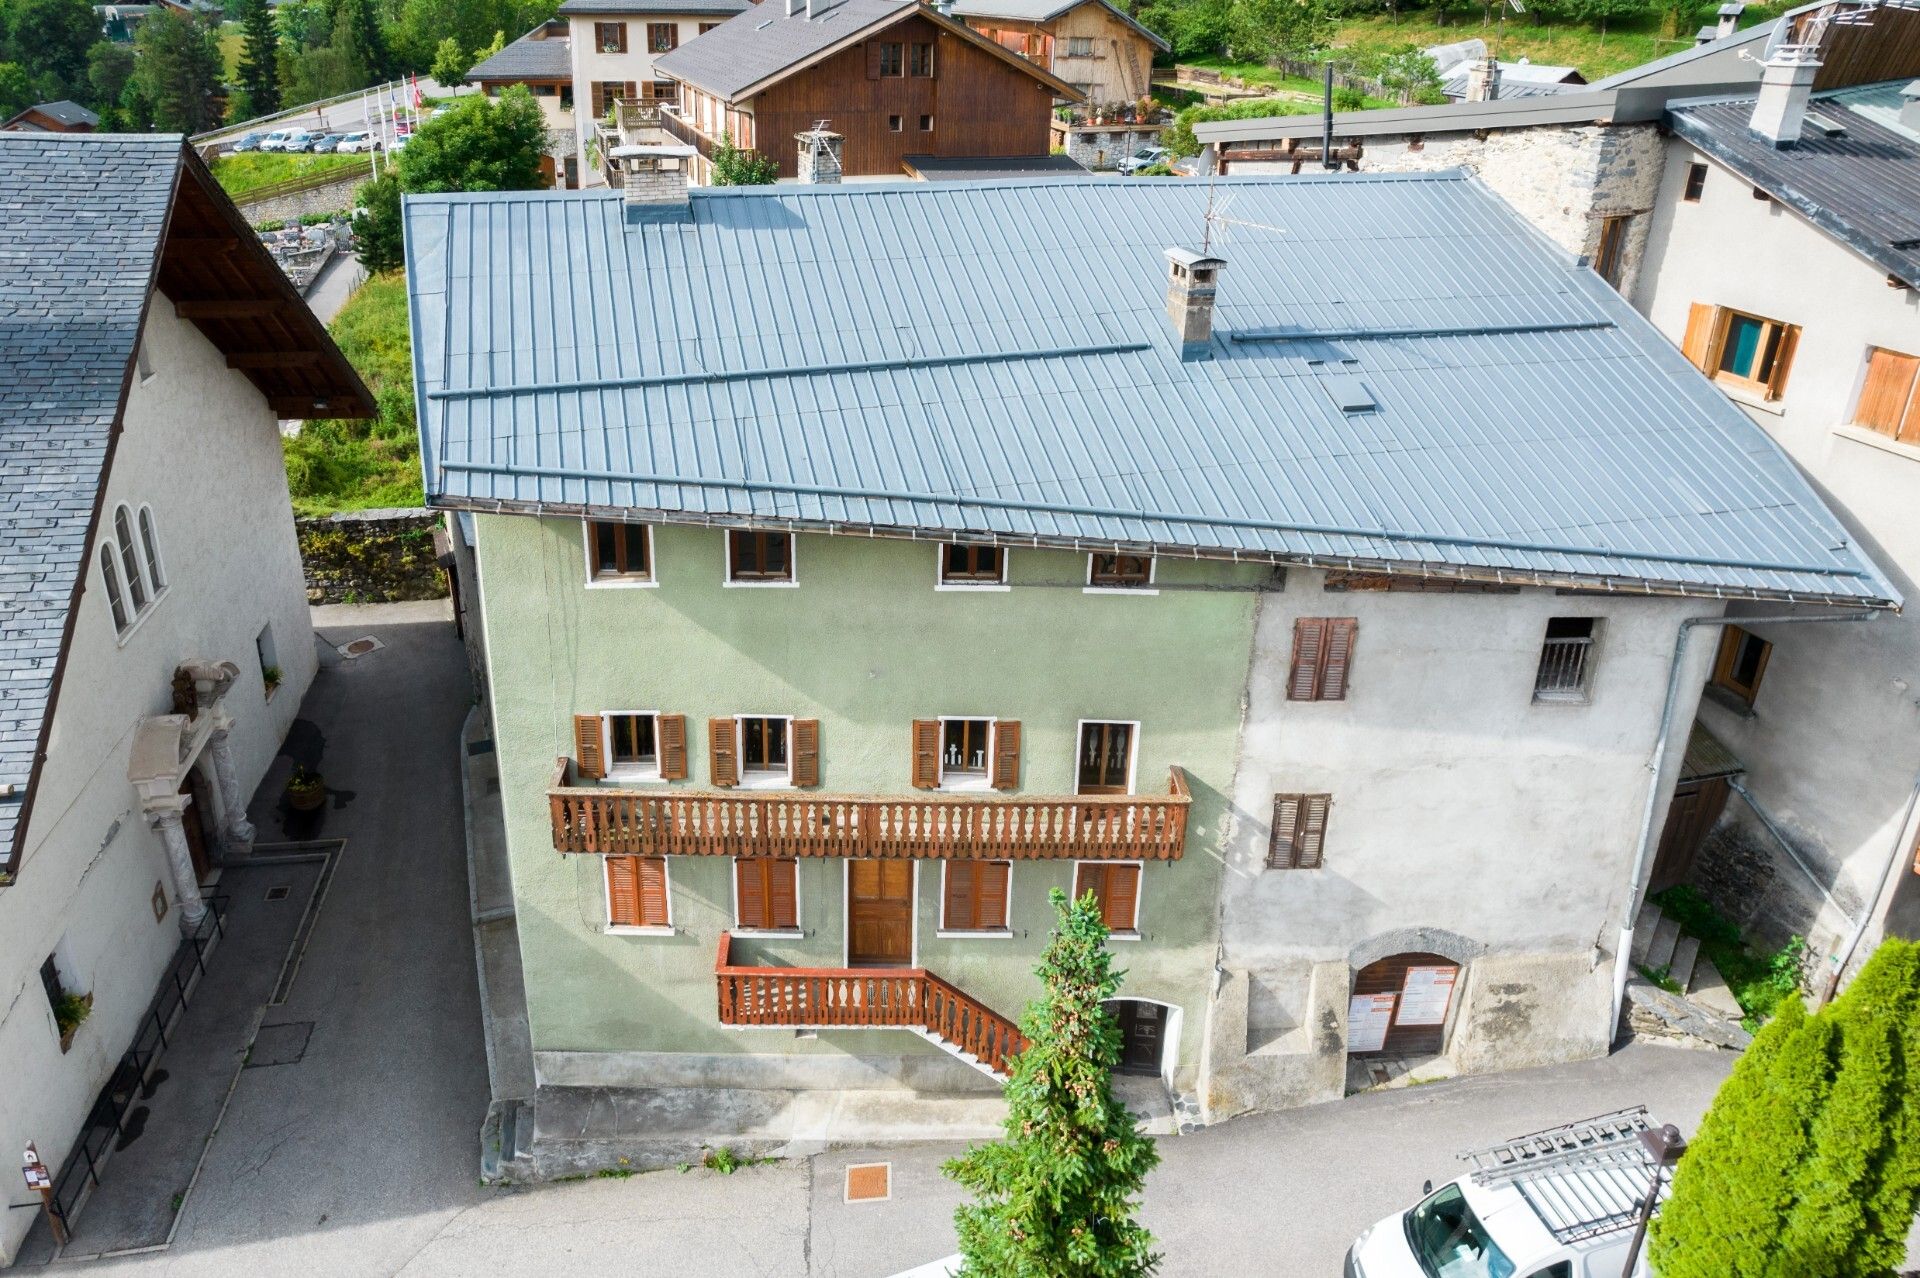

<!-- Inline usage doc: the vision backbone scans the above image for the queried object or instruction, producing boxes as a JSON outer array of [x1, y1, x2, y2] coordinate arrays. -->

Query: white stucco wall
[[1203, 572, 1716, 1116], [568, 13, 717, 186], [1633, 141, 1920, 965], [0, 301, 315, 1264]]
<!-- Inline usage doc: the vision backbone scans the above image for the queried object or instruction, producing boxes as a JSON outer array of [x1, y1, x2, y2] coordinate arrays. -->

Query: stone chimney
[[613, 144, 695, 222], [1750, 44, 1821, 146], [1902, 80, 1920, 133], [1716, 2, 1744, 38], [1164, 248, 1225, 361], [1464, 57, 1500, 103], [797, 127, 843, 182]]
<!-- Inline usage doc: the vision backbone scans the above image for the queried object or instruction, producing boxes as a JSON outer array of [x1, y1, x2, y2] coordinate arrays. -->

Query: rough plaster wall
[[0, 303, 313, 1264], [1634, 140, 1920, 957], [476, 514, 1265, 1092]]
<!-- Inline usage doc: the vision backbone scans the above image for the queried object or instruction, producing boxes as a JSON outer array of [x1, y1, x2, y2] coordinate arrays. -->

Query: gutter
[[1610, 608, 1881, 1030]]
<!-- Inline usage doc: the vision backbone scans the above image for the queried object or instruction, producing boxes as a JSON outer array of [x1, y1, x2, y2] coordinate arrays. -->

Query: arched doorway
[[1347, 953, 1461, 1059], [1106, 998, 1181, 1081]]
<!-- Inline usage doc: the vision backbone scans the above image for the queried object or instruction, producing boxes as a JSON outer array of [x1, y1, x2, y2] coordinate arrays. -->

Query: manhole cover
[[844, 1162, 891, 1203], [335, 636, 384, 659], [265, 886, 290, 901], [247, 1021, 314, 1068]]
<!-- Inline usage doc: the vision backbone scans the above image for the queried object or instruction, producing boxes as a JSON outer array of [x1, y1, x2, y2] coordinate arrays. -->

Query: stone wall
[[1055, 123, 1162, 171], [295, 508, 447, 604], [237, 172, 366, 227]]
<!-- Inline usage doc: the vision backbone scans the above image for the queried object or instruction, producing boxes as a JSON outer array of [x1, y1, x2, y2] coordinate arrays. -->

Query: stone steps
[[1669, 934, 1702, 992], [1631, 902, 1663, 964], [1644, 914, 1683, 974]]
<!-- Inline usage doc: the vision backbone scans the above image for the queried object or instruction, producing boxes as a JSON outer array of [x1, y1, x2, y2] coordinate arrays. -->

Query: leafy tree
[[275, 0, 329, 50], [283, 44, 360, 102], [237, 0, 281, 115], [130, 10, 224, 132], [1650, 940, 1920, 1278], [397, 84, 545, 189], [329, 0, 393, 87], [1368, 43, 1442, 104], [428, 34, 472, 83], [0, 0, 99, 99], [1226, 0, 1334, 63], [945, 889, 1160, 1278], [710, 131, 779, 185], [87, 40, 136, 110], [0, 61, 33, 117], [350, 171, 405, 273], [1556, 0, 1647, 39], [1134, 0, 1231, 58]]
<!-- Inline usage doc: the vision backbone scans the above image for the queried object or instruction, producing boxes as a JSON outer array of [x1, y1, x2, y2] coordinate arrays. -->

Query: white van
[[1345, 1109, 1679, 1278]]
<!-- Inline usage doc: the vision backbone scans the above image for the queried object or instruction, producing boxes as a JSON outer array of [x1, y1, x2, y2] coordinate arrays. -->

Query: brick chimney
[[1164, 248, 1225, 361], [797, 127, 843, 183], [613, 144, 695, 222], [1750, 44, 1821, 146], [1464, 57, 1500, 103]]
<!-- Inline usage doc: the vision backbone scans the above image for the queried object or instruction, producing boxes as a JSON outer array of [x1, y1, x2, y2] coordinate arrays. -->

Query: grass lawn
[[210, 150, 373, 199], [283, 271, 424, 516], [218, 21, 244, 79], [1326, 9, 1788, 81]]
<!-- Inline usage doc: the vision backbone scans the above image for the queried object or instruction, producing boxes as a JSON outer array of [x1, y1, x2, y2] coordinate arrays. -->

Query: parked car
[[278, 130, 318, 153], [1346, 1109, 1677, 1278], [228, 131, 270, 153], [337, 131, 380, 153], [257, 129, 294, 152], [1116, 145, 1172, 175], [310, 133, 348, 153]]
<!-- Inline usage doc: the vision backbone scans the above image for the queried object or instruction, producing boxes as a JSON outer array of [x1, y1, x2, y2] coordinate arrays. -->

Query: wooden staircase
[[714, 932, 1027, 1077]]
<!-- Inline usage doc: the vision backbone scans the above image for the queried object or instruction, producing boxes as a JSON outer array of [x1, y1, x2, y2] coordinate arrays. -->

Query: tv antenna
[[1201, 186, 1286, 254]]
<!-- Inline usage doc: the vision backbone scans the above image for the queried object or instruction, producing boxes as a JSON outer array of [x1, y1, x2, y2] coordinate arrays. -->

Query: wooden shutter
[[911, 720, 940, 789], [574, 714, 606, 779], [709, 717, 739, 787], [945, 862, 976, 929], [658, 714, 688, 780], [767, 859, 798, 929], [1268, 795, 1300, 869], [1321, 619, 1356, 700], [607, 856, 640, 925], [791, 719, 820, 787], [736, 859, 765, 928], [1857, 348, 1920, 439], [991, 720, 1021, 791], [977, 861, 1009, 929], [623, 80, 636, 103], [635, 856, 669, 926], [1765, 324, 1800, 401], [1295, 795, 1329, 869], [1289, 618, 1326, 700], [866, 39, 883, 77], [1680, 302, 1716, 371], [1102, 864, 1140, 931]]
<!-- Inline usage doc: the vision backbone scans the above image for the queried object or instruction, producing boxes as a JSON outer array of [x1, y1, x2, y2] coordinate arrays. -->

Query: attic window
[[1323, 374, 1376, 413]]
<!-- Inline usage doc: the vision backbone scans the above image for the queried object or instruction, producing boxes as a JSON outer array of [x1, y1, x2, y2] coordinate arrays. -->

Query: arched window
[[113, 505, 146, 611], [137, 505, 165, 592], [99, 545, 128, 632]]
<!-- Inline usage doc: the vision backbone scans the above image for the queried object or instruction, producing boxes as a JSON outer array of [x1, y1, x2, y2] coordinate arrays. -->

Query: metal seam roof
[[401, 173, 1900, 607]]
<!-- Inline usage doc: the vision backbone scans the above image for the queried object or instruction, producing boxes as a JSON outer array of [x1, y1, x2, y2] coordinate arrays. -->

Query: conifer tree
[[237, 0, 280, 116], [944, 889, 1160, 1278]]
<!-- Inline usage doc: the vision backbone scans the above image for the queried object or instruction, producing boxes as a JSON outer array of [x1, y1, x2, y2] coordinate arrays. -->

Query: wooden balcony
[[715, 932, 1027, 1075], [549, 762, 1191, 861], [657, 107, 713, 161]]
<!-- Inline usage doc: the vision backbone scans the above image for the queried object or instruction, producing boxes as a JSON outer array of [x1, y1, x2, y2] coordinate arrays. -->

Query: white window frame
[[136, 504, 165, 593], [581, 518, 658, 589], [936, 715, 997, 792], [1073, 858, 1143, 939], [734, 712, 794, 788], [601, 710, 665, 783], [841, 859, 919, 966], [107, 502, 166, 644], [604, 855, 676, 936], [934, 543, 1010, 592], [1083, 552, 1158, 596], [937, 859, 1014, 938], [99, 545, 128, 634], [723, 528, 799, 588], [1074, 718, 1140, 796], [730, 855, 804, 937]]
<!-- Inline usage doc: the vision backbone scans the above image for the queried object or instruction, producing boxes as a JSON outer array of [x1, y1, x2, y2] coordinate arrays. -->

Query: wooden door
[[848, 860, 913, 966], [1650, 776, 1731, 896], [179, 773, 212, 881], [1113, 1000, 1164, 1076]]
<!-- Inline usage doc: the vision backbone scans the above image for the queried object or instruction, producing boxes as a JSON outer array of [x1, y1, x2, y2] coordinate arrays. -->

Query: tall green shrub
[[944, 889, 1160, 1278]]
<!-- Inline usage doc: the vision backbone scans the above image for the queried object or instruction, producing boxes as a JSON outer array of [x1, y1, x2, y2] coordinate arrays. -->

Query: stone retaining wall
[[238, 172, 367, 227], [296, 508, 447, 604]]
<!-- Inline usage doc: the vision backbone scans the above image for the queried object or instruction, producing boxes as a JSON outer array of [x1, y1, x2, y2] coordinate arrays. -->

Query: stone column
[[152, 802, 206, 933], [207, 728, 256, 856]]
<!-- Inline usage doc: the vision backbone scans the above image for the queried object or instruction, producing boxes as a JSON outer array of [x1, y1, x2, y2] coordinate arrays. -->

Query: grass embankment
[[1329, 9, 1788, 81], [284, 271, 423, 516], [1650, 885, 1808, 1028], [211, 150, 373, 199]]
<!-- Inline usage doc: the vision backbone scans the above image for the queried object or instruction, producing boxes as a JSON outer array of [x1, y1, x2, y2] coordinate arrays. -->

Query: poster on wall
[[1397, 966, 1459, 1027], [1347, 992, 1397, 1052]]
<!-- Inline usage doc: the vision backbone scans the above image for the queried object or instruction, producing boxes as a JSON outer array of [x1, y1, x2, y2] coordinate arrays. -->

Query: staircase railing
[[715, 932, 1028, 1076]]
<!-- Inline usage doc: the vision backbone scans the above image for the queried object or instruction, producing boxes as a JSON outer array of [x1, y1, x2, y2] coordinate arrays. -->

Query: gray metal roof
[[0, 134, 179, 859], [400, 173, 1899, 607], [555, 0, 749, 15], [945, 0, 1169, 52], [902, 151, 1088, 179], [1667, 85, 1920, 286], [468, 26, 572, 81]]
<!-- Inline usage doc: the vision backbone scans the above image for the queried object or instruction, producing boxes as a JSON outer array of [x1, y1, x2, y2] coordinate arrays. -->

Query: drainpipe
[[1820, 765, 1920, 1005], [1611, 608, 1881, 1030]]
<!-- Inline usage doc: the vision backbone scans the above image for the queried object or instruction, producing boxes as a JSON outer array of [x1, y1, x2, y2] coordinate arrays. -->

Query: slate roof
[[945, 0, 1169, 52], [468, 26, 572, 81], [1666, 83, 1920, 286], [401, 173, 1899, 608], [0, 134, 179, 859], [5, 99, 101, 129]]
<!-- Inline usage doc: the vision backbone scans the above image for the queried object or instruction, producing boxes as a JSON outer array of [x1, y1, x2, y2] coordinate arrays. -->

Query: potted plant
[[55, 992, 92, 1052], [286, 763, 326, 812], [262, 665, 282, 696]]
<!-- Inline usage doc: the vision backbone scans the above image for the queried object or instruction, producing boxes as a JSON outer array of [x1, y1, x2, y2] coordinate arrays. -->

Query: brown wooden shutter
[[574, 714, 606, 780], [866, 40, 883, 77], [1073, 862, 1096, 905], [1765, 324, 1800, 400], [607, 856, 640, 925], [735, 859, 766, 928], [1268, 795, 1300, 869], [978, 861, 1009, 929], [1321, 618, 1357, 701], [658, 714, 688, 780], [1268, 794, 1331, 868], [1103, 864, 1140, 931], [709, 718, 739, 787], [636, 856, 669, 926], [1857, 348, 1920, 438], [945, 862, 975, 930], [623, 80, 636, 102], [1681, 302, 1715, 371], [1289, 618, 1326, 700], [767, 859, 798, 929], [991, 720, 1021, 791], [1296, 795, 1329, 869], [792, 719, 820, 787], [911, 720, 940, 788]]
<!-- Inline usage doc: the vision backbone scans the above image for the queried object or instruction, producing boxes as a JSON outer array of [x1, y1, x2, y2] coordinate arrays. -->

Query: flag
[[410, 75, 423, 109]]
